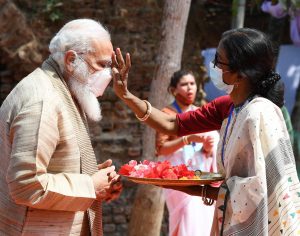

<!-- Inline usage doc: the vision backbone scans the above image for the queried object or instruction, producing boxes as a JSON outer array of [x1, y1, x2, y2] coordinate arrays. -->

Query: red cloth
[[176, 95, 233, 136]]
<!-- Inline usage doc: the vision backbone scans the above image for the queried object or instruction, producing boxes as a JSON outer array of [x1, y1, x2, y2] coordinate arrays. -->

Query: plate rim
[[122, 172, 224, 186]]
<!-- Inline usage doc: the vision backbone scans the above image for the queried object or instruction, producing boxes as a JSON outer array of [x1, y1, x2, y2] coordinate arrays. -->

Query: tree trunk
[[231, 0, 246, 29], [128, 1, 191, 235]]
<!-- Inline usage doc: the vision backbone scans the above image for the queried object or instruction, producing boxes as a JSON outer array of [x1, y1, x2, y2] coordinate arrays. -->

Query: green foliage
[[43, 0, 63, 22], [231, 0, 239, 17]]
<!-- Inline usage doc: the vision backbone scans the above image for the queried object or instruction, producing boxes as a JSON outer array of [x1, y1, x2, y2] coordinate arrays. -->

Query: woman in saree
[[112, 28, 300, 235], [156, 70, 219, 236]]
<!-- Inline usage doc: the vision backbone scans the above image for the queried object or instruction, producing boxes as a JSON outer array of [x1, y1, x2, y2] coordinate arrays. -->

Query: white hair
[[49, 19, 111, 71]]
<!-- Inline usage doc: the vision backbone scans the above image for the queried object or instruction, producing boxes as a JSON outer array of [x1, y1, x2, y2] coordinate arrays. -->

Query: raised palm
[[112, 48, 131, 98]]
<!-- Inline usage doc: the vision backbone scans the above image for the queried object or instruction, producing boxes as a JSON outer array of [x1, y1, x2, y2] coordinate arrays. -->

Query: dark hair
[[220, 28, 284, 107], [168, 70, 194, 93]]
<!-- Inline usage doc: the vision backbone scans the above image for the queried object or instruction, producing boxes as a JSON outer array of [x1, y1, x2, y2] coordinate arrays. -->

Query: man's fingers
[[100, 165, 115, 175], [110, 174, 120, 180], [103, 183, 123, 203], [112, 182, 122, 191], [108, 171, 118, 180], [98, 159, 112, 170]]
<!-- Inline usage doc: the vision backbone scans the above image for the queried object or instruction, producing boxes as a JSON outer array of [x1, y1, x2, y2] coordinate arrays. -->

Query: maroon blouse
[[176, 95, 233, 136]]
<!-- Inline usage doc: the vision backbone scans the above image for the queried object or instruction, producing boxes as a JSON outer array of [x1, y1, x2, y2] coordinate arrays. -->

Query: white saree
[[161, 131, 219, 236], [211, 97, 300, 235]]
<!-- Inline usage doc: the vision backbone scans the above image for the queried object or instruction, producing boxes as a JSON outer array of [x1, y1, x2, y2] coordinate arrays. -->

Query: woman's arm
[[112, 48, 178, 135], [118, 91, 179, 135], [157, 136, 186, 156], [156, 133, 214, 156], [112, 48, 232, 136]]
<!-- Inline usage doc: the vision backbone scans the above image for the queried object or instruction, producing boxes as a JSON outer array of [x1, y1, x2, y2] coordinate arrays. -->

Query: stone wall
[[0, 1, 290, 235]]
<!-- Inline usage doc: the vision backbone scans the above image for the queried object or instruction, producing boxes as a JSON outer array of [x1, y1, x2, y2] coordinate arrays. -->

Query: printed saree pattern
[[212, 97, 300, 236]]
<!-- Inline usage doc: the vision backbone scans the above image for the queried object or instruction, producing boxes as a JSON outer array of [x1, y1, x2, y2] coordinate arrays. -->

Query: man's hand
[[111, 48, 131, 99], [92, 159, 122, 201], [92, 159, 123, 202], [98, 159, 123, 202], [103, 175, 123, 203]]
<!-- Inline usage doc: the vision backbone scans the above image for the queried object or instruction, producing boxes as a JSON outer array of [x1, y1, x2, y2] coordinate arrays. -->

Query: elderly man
[[0, 19, 121, 235]]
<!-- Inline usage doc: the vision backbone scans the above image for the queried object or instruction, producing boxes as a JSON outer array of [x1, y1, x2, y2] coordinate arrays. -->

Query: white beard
[[67, 59, 102, 122]]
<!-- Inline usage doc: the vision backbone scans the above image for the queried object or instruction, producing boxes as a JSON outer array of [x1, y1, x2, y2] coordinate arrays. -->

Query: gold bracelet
[[135, 100, 152, 122], [182, 136, 189, 145]]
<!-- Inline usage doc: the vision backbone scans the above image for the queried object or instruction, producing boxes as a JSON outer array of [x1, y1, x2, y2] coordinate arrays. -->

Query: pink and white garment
[[161, 131, 219, 236]]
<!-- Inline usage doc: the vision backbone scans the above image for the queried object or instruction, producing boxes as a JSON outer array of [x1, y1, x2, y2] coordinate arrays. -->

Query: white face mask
[[87, 68, 112, 97], [72, 52, 112, 97], [209, 62, 234, 94]]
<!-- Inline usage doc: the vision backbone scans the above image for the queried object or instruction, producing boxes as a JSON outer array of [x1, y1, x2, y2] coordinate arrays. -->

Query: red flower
[[118, 164, 135, 176], [155, 161, 171, 178], [119, 160, 196, 179], [161, 168, 178, 179], [173, 164, 195, 179], [118, 160, 138, 176]]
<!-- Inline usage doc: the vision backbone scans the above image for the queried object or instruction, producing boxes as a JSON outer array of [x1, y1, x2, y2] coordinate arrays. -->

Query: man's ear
[[64, 50, 77, 73]]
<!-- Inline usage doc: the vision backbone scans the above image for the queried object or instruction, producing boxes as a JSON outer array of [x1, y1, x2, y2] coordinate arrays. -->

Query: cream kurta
[[0, 59, 98, 235]]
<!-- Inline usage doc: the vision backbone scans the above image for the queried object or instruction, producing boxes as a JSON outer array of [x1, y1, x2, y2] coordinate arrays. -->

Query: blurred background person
[[155, 70, 219, 236]]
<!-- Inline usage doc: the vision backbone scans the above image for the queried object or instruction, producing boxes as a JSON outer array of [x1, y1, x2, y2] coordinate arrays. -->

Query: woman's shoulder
[[246, 96, 282, 118], [249, 97, 279, 110]]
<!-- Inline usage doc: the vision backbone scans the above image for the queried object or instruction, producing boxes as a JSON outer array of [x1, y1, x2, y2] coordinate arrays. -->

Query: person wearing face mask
[[209, 49, 295, 146], [0, 19, 122, 236], [112, 28, 300, 235], [156, 70, 219, 236]]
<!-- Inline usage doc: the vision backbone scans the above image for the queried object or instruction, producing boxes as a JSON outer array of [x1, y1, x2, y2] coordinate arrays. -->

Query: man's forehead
[[91, 38, 112, 51], [88, 41, 111, 61]]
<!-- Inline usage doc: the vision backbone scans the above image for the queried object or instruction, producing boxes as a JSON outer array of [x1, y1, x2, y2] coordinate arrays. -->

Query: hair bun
[[261, 71, 281, 89]]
